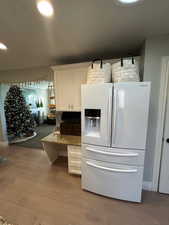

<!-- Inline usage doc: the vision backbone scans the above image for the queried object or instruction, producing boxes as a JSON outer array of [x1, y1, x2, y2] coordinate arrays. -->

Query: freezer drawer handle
[[86, 147, 138, 157], [86, 161, 138, 173]]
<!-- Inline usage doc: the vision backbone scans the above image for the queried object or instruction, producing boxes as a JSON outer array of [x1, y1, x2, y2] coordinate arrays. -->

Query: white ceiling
[[0, 0, 169, 71]]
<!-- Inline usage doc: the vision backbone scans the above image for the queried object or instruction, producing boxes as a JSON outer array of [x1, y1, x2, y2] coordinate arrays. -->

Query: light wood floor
[[0, 145, 169, 225]]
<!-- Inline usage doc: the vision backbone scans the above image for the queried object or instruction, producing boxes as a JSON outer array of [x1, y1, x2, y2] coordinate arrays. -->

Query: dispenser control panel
[[84, 109, 101, 138]]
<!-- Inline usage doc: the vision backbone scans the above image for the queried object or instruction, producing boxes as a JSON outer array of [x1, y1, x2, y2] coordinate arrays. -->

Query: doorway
[[155, 57, 169, 194], [159, 88, 169, 193], [2, 81, 56, 149]]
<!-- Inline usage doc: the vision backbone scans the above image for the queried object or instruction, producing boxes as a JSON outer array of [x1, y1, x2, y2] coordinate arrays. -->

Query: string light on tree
[[4, 85, 36, 139]]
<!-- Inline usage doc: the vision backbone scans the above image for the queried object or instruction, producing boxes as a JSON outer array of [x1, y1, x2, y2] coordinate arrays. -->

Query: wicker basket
[[112, 58, 140, 82], [87, 60, 111, 84]]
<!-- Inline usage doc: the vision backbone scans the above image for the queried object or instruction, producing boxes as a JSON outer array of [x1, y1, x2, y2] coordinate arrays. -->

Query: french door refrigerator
[[81, 82, 151, 202]]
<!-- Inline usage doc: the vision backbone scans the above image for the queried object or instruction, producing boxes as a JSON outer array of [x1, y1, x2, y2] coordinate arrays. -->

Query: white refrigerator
[[81, 82, 151, 202]]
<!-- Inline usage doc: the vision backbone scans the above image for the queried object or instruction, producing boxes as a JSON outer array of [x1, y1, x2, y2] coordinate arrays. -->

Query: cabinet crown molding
[[51, 57, 141, 72], [51, 62, 91, 72]]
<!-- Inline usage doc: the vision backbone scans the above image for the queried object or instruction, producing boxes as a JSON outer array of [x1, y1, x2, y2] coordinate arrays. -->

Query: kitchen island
[[41, 133, 81, 175], [41, 133, 81, 146]]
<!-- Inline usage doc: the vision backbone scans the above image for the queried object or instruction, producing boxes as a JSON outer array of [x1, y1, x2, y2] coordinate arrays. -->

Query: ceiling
[[0, 0, 169, 71]]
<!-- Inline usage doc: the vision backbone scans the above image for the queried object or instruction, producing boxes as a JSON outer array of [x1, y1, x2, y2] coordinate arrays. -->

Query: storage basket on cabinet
[[112, 58, 140, 82], [87, 60, 111, 84]]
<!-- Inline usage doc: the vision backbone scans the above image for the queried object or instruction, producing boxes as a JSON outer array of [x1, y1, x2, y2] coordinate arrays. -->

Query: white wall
[[22, 87, 49, 117], [0, 66, 53, 83], [143, 35, 169, 183]]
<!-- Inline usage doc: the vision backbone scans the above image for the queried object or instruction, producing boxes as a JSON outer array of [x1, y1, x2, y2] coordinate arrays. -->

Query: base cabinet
[[68, 145, 81, 175]]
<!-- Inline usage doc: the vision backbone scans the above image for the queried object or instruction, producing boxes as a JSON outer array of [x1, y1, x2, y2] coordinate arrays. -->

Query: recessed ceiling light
[[37, 0, 54, 17], [118, 0, 140, 3], [0, 42, 7, 50], [115, 0, 143, 6]]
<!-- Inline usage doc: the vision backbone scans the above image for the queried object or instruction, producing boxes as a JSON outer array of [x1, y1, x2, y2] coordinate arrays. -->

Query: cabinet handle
[[68, 104, 73, 110]]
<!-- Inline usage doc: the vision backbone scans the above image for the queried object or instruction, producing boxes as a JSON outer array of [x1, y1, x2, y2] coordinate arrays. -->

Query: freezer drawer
[[82, 159, 143, 202], [82, 144, 145, 166]]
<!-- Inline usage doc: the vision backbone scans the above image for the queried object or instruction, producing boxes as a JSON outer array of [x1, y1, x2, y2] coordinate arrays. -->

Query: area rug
[[10, 132, 37, 144], [0, 216, 13, 225], [14, 124, 55, 149]]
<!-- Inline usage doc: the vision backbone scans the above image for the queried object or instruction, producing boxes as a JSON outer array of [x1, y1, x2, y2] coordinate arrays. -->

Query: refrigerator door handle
[[86, 147, 138, 157], [107, 87, 112, 144], [86, 161, 138, 173], [112, 89, 118, 144]]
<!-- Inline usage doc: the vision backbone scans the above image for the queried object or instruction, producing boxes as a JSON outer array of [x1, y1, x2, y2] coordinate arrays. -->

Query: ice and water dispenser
[[84, 109, 101, 137]]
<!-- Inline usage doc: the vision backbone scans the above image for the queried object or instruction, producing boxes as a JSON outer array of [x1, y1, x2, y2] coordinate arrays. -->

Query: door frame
[[0, 84, 8, 145], [152, 56, 169, 191]]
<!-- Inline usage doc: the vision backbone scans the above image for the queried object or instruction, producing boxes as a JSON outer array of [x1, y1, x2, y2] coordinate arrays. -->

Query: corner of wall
[[143, 181, 153, 191]]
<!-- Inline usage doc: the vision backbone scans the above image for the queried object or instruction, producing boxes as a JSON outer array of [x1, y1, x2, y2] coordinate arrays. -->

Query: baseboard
[[143, 181, 153, 191], [0, 141, 8, 147]]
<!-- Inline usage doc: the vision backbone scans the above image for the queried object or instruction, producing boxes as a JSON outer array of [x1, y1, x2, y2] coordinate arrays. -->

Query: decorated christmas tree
[[4, 85, 36, 138]]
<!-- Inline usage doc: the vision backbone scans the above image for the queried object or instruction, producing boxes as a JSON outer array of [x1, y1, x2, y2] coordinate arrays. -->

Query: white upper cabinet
[[52, 63, 89, 112]]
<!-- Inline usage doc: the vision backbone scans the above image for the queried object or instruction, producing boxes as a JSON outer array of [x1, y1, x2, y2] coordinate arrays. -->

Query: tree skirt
[[9, 132, 37, 144], [0, 216, 14, 225]]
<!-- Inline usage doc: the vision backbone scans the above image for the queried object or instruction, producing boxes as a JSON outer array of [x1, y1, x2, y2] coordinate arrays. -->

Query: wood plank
[[0, 144, 169, 225]]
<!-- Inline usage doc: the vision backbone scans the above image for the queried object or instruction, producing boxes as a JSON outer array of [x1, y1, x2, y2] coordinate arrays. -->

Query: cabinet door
[[72, 68, 87, 111], [54, 67, 87, 112], [54, 71, 73, 111]]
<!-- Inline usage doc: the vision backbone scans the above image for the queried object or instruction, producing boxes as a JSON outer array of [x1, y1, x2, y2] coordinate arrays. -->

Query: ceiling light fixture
[[118, 0, 140, 3], [116, 0, 143, 6], [37, 0, 54, 17], [0, 42, 7, 50]]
